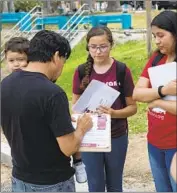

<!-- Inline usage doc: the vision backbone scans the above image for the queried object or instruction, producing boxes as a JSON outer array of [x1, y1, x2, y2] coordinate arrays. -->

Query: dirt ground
[[1, 133, 155, 192]]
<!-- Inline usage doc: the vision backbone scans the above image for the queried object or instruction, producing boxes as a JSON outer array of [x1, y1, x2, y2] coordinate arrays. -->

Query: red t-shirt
[[141, 52, 177, 149], [73, 59, 135, 138]]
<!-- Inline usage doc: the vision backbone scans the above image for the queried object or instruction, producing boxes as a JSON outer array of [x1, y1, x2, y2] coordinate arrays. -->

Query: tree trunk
[[70, 0, 76, 10], [87, 0, 93, 10], [3, 0, 8, 12], [0, 0, 3, 13], [43, 0, 51, 15], [9, 0, 15, 12], [106, 0, 121, 12]]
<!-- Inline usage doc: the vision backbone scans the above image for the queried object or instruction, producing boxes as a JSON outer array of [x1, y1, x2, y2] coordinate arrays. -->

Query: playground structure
[[1, 11, 132, 31], [0, 4, 132, 61]]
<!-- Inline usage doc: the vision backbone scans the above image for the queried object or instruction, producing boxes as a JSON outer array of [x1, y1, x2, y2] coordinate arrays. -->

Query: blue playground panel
[[91, 14, 131, 29], [1, 12, 132, 31], [35, 16, 68, 30], [36, 14, 131, 30], [1, 12, 32, 31], [35, 15, 92, 30]]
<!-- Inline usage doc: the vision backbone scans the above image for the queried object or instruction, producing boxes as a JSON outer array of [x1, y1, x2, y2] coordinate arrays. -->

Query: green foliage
[[14, 0, 41, 12]]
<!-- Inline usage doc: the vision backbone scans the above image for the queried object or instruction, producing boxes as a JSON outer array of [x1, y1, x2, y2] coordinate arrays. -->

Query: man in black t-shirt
[[1, 30, 92, 192]]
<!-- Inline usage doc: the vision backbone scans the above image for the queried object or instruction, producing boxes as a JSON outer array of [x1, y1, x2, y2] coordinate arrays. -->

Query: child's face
[[6, 51, 28, 72]]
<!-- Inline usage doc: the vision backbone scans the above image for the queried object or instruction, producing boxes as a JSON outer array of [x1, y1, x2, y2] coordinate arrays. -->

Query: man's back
[[1, 70, 75, 185]]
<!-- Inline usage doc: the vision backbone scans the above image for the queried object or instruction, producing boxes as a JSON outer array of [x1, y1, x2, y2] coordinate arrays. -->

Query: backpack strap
[[151, 52, 164, 67], [115, 61, 128, 136], [115, 61, 127, 107], [78, 63, 86, 81]]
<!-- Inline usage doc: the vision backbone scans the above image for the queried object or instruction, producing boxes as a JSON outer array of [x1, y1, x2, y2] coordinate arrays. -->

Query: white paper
[[72, 80, 120, 113], [148, 62, 177, 112], [72, 114, 111, 151]]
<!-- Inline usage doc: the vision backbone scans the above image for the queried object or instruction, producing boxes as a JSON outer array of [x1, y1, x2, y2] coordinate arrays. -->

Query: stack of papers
[[72, 80, 120, 113], [148, 62, 176, 112]]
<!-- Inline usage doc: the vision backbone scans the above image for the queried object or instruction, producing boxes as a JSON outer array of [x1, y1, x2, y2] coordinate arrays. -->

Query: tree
[[14, 0, 40, 12], [70, 0, 76, 10], [2, 0, 8, 12], [106, 0, 121, 12], [0, 0, 3, 13], [9, 0, 15, 12], [43, 0, 52, 14]]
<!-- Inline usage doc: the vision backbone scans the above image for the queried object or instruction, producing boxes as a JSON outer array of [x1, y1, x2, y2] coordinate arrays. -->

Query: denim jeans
[[148, 143, 177, 192], [11, 176, 75, 192], [82, 134, 128, 192]]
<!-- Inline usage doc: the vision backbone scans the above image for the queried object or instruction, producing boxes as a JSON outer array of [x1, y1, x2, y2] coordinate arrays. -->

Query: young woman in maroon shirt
[[72, 26, 137, 192]]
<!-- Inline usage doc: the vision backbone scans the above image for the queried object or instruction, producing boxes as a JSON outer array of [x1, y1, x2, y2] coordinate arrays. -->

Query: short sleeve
[[123, 67, 135, 97], [47, 92, 74, 137], [141, 52, 167, 79], [141, 54, 157, 79], [72, 68, 82, 95]]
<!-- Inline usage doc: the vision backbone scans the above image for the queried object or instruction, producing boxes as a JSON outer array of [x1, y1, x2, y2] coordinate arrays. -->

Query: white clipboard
[[72, 113, 111, 152]]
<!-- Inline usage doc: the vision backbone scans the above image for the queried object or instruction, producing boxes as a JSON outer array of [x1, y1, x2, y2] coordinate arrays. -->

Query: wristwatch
[[158, 85, 166, 98]]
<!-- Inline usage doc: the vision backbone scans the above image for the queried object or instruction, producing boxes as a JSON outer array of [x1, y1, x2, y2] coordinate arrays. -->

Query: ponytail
[[79, 54, 93, 91]]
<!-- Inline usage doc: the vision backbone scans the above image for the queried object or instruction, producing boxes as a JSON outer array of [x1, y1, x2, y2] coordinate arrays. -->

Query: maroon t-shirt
[[73, 59, 135, 138]]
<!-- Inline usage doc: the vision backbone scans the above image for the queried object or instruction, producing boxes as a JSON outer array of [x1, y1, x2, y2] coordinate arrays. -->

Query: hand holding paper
[[72, 80, 120, 113], [98, 106, 115, 117]]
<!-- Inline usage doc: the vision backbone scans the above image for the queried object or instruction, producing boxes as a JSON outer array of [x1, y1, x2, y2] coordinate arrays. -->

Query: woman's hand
[[98, 106, 115, 117], [162, 79, 177, 96], [148, 100, 160, 109]]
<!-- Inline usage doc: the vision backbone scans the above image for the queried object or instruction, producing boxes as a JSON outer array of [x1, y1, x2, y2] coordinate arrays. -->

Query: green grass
[[57, 40, 148, 134], [132, 10, 159, 29]]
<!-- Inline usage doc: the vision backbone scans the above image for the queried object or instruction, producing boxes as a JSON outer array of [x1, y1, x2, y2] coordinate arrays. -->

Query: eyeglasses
[[88, 45, 109, 53]]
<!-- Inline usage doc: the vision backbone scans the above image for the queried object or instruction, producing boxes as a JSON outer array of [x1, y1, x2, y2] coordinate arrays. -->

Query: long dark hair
[[80, 26, 114, 91], [151, 11, 177, 62]]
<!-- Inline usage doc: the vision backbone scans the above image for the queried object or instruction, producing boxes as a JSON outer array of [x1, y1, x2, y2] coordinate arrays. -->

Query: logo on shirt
[[149, 110, 165, 120], [105, 81, 118, 87]]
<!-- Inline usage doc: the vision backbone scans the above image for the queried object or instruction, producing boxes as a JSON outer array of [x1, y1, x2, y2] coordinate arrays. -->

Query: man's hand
[[76, 113, 93, 134]]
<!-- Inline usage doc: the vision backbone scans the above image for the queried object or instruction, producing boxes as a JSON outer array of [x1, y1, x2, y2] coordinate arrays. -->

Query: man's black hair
[[28, 30, 71, 63]]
